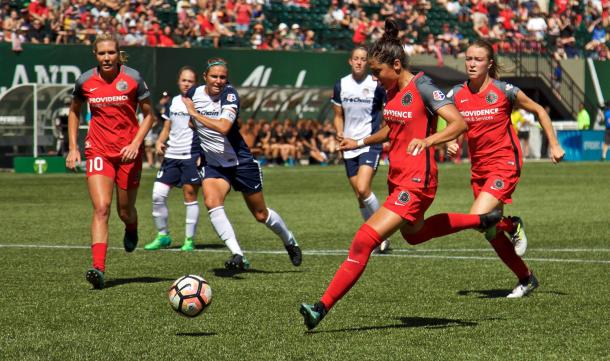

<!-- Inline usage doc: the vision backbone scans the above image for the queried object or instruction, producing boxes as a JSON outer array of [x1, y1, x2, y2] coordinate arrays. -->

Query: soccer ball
[[168, 275, 212, 317]]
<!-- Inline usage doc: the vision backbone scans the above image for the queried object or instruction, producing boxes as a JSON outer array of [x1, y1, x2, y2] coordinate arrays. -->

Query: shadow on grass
[[176, 332, 217, 337], [211, 268, 304, 279], [103, 277, 175, 289], [308, 316, 478, 334], [457, 289, 511, 299]]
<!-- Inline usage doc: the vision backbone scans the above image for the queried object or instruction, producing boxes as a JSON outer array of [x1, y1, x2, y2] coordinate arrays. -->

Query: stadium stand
[[0, 0, 608, 59]]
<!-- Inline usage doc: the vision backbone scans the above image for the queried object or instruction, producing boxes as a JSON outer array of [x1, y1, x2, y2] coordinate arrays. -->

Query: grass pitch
[[0, 162, 609, 360]]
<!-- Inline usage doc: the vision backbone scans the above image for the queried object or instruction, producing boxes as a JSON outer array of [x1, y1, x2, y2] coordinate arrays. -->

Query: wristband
[[357, 138, 365, 147]]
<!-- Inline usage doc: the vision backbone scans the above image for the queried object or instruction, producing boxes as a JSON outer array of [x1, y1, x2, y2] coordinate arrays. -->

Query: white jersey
[[332, 74, 385, 159], [186, 84, 253, 167], [163, 95, 200, 159]]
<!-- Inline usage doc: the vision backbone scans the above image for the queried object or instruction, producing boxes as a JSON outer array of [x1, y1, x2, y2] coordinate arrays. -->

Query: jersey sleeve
[[162, 100, 171, 121], [494, 80, 520, 106], [220, 86, 240, 123], [373, 83, 386, 111], [72, 69, 94, 102], [415, 75, 453, 113], [331, 80, 342, 106], [185, 86, 197, 99], [124, 66, 151, 101]]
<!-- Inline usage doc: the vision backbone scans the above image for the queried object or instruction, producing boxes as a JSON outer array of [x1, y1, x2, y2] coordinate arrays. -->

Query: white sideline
[[0, 244, 609, 264]]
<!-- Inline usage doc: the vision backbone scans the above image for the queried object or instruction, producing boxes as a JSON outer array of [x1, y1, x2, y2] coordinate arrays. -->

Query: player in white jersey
[[182, 58, 302, 270], [333, 47, 390, 252], [144, 66, 203, 252]]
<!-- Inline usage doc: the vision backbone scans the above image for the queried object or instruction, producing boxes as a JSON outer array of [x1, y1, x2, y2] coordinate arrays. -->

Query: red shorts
[[471, 172, 519, 204], [383, 185, 436, 223], [85, 150, 142, 190]]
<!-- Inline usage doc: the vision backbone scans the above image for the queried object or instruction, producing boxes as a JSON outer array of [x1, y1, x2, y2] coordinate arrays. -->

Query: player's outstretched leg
[[300, 302, 327, 330], [509, 216, 527, 256], [85, 268, 105, 290], [507, 272, 539, 298], [262, 207, 302, 266]]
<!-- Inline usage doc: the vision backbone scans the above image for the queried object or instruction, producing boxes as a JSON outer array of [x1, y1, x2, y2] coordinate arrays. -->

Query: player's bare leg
[[116, 185, 139, 252], [86, 174, 114, 289], [244, 191, 301, 266]]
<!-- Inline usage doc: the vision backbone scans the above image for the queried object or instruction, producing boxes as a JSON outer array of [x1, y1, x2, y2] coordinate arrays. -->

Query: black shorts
[[518, 131, 530, 140], [202, 160, 263, 194]]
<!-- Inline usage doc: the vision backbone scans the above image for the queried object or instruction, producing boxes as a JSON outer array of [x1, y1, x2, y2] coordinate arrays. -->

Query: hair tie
[[206, 61, 226, 70]]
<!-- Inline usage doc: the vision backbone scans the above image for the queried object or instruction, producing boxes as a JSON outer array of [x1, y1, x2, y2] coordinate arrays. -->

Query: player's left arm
[[120, 98, 155, 163], [515, 90, 565, 163], [182, 97, 233, 135]]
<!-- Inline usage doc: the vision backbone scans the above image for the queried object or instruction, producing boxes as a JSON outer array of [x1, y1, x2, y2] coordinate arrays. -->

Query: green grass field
[[0, 162, 609, 360]]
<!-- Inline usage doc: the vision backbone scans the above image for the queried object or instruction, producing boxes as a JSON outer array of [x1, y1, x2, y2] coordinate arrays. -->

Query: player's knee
[[253, 208, 268, 223], [117, 207, 135, 222], [152, 182, 170, 204], [356, 186, 371, 200], [204, 198, 223, 210], [92, 202, 111, 219]]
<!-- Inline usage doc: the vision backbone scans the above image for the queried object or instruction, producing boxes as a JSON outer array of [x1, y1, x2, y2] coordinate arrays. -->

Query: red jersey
[[73, 65, 150, 157], [383, 73, 451, 189], [448, 79, 522, 177]]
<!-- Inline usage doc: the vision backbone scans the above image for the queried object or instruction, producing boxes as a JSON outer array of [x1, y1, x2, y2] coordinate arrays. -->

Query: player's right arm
[[156, 117, 171, 156], [331, 80, 344, 141], [339, 124, 390, 151], [66, 98, 83, 170]]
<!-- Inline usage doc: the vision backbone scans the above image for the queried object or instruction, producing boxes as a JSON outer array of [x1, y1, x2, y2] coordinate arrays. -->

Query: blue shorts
[[344, 150, 381, 178], [156, 157, 202, 187], [202, 160, 263, 194]]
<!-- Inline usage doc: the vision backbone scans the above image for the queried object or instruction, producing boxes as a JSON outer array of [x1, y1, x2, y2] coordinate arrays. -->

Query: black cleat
[[285, 244, 302, 266], [123, 228, 139, 253], [85, 268, 105, 290], [224, 254, 250, 270], [479, 209, 503, 229]]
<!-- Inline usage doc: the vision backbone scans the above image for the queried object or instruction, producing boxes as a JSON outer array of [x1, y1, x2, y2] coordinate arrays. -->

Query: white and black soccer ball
[[168, 275, 212, 317]]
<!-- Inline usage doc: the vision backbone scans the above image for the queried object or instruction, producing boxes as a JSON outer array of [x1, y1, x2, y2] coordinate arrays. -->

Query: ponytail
[[368, 19, 408, 68]]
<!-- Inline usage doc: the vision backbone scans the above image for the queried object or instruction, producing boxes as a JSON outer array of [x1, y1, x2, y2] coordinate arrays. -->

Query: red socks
[[125, 222, 137, 232], [402, 213, 481, 245], [496, 217, 515, 233], [91, 243, 108, 273], [489, 231, 530, 280], [320, 224, 382, 311]]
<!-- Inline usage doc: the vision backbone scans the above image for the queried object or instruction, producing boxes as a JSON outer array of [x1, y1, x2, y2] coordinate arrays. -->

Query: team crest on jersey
[[226, 93, 237, 102], [432, 90, 446, 101], [401, 92, 413, 106], [362, 88, 370, 96], [116, 80, 128, 92], [394, 191, 410, 206], [491, 179, 505, 190], [486, 91, 498, 104]]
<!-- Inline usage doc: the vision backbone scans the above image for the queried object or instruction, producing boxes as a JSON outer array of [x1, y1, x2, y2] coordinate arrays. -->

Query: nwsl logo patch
[[402, 92, 413, 106], [486, 91, 498, 104], [491, 179, 505, 190], [432, 90, 446, 101], [394, 191, 410, 206]]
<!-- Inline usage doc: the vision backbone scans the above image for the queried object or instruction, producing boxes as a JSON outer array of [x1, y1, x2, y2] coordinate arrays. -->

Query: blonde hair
[[93, 33, 128, 64]]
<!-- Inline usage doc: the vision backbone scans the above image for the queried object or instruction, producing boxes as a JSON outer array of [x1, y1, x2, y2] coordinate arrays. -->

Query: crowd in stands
[[2, 0, 610, 59]]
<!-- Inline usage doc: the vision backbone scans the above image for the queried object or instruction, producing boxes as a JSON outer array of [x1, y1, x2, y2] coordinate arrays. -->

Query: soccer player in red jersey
[[299, 20, 502, 330], [65, 33, 155, 289], [443, 40, 565, 298]]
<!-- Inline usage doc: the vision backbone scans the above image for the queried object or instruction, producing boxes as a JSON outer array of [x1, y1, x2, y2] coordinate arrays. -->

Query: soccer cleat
[[181, 237, 195, 252], [480, 209, 503, 241], [144, 233, 172, 251], [507, 273, 539, 298], [509, 216, 528, 256], [224, 254, 250, 270], [85, 268, 105, 290], [285, 233, 302, 266], [123, 228, 139, 253], [379, 239, 391, 253], [300, 302, 327, 330]]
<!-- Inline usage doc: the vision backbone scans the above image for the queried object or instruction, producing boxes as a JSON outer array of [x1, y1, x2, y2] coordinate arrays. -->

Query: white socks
[[360, 192, 379, 220], [184, 201, 199, 239], [152, 182, 170, 235], [209, 206, 242, 255], [265, 208, 294, 246]]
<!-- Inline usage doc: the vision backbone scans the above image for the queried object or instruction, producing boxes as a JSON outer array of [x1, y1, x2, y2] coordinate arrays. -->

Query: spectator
[[577, 103, 591, 130], [27, 19, 50, 44]]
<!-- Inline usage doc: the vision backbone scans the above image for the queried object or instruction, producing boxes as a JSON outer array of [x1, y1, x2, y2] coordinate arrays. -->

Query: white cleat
[[507, 273, 539, 298], [509, 216, 528, 257], [374, 239, 391, 254]]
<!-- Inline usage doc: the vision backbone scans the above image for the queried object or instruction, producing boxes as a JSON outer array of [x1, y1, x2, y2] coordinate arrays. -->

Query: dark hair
[[350, 46, 367, 58], [368, 19, 408, 68], [177, 65, 196, 80], [204, 57, 228, 74], [469, 39, 499, 78]]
